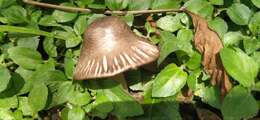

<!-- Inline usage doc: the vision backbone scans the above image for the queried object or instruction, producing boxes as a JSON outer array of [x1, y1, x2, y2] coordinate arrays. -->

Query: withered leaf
[[184, 10, 232, 97]]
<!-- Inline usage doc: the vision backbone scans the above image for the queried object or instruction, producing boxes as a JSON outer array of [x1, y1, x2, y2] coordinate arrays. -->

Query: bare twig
[[23, 0, 183, 15]]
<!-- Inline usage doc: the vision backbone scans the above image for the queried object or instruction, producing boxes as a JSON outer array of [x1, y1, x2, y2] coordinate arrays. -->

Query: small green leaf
[[186, 52, 201, 70], [105, 0, 128, 10], [18, 97, 33, 116], [208, 17, 228, 38], [0, 96, 18, 109], [227, 3, 252, 25], [54, 30, 82, 48], [243, 37, 260, 54], [208, 0, 223, 5], [1, 5, 28, 24], [152, 64, 187, 97], [68, 106, 85, 120], [39, 15, 60, 27], [0, 109, 15, 120], [187, 69, 201, 91], [65, 50, 75, 79], [74, 15, 88, 35], [220, 47, 258, 87], [184, 0, 214, 18], [223, 32, 243, 46], [251, 0, 260, 8], [156, 15, 183, 32], [0, 0, 16, 9], [221, 86, 258, 120], [151, 0, 180, 9], [8, 47, 42, 69], [196, 86, 221, 109], [128, 0, 151, 10], [0, 65, 11, 92], [17, 36, 40, 50], [43, 37, 57, 57], [69, 90, 91, 106], [28, 83, 48, 112], [52, 3, 78, 23], [249, 12, 260, 35]]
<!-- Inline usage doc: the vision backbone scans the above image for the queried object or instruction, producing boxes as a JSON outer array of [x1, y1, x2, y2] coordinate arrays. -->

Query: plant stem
[[23, 0, 183, 15]]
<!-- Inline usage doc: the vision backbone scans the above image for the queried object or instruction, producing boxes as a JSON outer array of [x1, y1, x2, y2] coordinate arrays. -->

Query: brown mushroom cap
[[73, 16, 159, 80]]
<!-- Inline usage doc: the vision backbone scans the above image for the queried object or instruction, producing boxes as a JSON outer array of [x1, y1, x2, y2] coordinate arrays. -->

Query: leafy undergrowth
[[0, 0, 260, 120]]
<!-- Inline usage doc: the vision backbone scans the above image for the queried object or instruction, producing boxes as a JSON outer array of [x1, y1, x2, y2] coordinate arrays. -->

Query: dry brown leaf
[[184, 10, 232, 97]]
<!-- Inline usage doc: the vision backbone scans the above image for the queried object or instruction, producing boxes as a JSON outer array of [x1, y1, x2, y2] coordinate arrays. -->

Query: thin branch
[[23, 0, 183, 15]]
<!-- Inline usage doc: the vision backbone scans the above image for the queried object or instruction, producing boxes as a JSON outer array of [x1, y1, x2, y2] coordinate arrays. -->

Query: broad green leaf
[[176, 29, 194, 55], [17, 36, 40, 50], [251, 0, 260, 8], [187, 69, 201, 91], [223, 32, 243, 46], [39, 15, 60, 27], [8, 47, 42, 69], [243, 37, 260, 54], [184, 0, 214, 18], [52, 3, 78, 23], [208, 0, 223, 5], [0, 65, 11, 92], [0, 109, 15, 120], [65, 50, 75, 79], [137, 81, 181, 120], [157, 15, 183, 32], [128, 0, 151, 10], [18, 97, 33, 116], [1, 5, 28, 24], [186, 52, 201, 70], [152, 64, 187, 97], [89, 90, 113, 119], [68, 106, 85, 120], [105, 0, 128, 10], [227, 3, 252, 25], [208, 17, 228, 38], [29, 70, 67, 85], [196, 86, 221, 109], [74, 15, 88, 35], [28, 83, 48, 112], [68, 90, 91, 106], [249, 12, 260, 35], [151, 0, 180, 9], [221, 86, 258, 120], [43, 37, 57, 57], [54, 30, 82, 48], [0, 96, 18, 109], [220, 47, 258, 87]]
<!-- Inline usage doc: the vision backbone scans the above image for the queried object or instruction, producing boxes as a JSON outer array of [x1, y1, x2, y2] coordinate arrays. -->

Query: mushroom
[[73, 16, 159, 81]]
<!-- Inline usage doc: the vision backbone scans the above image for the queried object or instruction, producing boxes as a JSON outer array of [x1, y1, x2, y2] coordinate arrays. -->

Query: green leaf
[[208, 17, 228, 38], [221, 86, 258, 120], [15, 67, 34, 95], [30, 10, 42, 23], [184, 0, 214, 18], [68, 106, 85, 120], [65, 50, 75, 79], [52, 3, 78, 23], [220, 47, 258, 87], [0, 96, 18, 109], [156, 15, 183, 32], [0, 0, 16, 9], [105, 0, 128, 10], [128, 0, 151, 10], [68, 90, 91, 106], [43, 37, 57, 57], [187, 69, 201, 91], [74, 15, 88, 35], [208, 0, 223, 5], [251, 51, 260, 69], [1, 5, 28, 24], [186, 52, 201, 70], [251, 0, 260, 8], [0, 65, 11, 92], [39, 15, 60, 27], [0, 109, 15, 120], [28, 83, 48, 112], [223, 32, 243, 46], [249, 11, 260, 35], [243, 37, 260, 54], [196, 86, 221, 109], [8, 47, 42, 69], [151, 0, 180, 9], [17, 36, 40, 50], [54, 30, 82, 48], [152, 64, 187, 97], [18, 97, 33, 116], [227, 3, 252, 25]]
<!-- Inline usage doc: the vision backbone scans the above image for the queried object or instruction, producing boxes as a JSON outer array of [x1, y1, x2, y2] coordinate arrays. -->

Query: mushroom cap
[[73, 16, 159, 80]]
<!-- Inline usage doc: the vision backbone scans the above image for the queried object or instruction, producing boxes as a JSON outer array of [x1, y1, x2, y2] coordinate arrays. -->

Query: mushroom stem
[[23, 0, 183, 15], [110, 73, 128, 91]]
